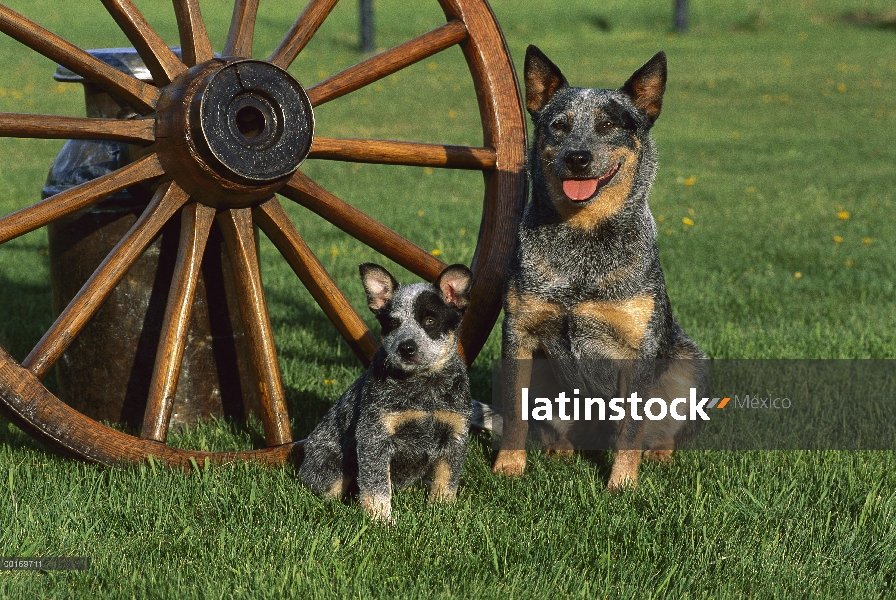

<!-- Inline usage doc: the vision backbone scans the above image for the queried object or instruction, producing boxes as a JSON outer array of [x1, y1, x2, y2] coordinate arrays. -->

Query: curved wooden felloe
[[0, 0, 526, 468]]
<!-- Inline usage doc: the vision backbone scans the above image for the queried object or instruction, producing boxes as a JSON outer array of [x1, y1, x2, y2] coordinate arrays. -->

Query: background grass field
[[1, 0, 895, 597]]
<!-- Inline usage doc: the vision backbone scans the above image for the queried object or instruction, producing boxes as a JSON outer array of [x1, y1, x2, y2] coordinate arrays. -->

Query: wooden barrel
[[45, 48, 259, 433]]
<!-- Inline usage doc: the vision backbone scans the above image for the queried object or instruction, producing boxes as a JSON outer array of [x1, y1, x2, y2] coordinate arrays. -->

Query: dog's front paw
[[607, 449, 640, 492], [360, 493, 395, 525], [642, 449, 674, 465], [492, 449, 527, 477], [426, 482, 457, 504], [545, 438, 575, 458], [607, 473, 638, 493]]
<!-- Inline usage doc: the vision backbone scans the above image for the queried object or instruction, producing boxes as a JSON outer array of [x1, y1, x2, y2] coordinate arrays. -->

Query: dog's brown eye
[[551, 119, 570, 132], [597, 120, 615, 133], [424, 317, 436, 327], [390, 319, 400, 329]]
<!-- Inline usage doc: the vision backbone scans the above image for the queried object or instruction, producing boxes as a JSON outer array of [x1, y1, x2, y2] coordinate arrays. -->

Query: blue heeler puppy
[[300, 263, 474, 523]]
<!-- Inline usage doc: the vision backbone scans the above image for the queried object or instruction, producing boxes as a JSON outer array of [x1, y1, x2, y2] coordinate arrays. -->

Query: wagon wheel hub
[[156, 59, 314, 208]]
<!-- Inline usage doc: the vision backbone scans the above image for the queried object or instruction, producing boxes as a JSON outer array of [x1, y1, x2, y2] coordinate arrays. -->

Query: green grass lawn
[[1, 0, 895, 597]]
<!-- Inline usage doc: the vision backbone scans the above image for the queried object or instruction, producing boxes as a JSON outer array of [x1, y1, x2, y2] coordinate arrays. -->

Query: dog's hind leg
[[299, 440, 349, 498], [642, 329, 708, 464], [544, 437, 575, 457]]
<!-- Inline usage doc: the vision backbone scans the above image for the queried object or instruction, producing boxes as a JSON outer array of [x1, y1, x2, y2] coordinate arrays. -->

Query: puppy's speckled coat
[[300, 263, 473, 523]]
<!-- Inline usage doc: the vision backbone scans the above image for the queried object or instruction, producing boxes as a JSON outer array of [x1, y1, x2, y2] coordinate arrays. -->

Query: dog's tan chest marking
[[433, 410, 467, 438], [506, 284, 565, 351], [381, 410, 467, 437], [573, 294, 655, 351], [381, 410, 428, 435]]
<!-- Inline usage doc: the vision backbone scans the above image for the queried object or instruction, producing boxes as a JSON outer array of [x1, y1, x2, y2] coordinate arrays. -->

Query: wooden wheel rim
[[0, 0, 526, 468]]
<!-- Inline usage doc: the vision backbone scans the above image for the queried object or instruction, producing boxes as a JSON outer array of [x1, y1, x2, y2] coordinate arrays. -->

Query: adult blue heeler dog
[[301, 263, 473, 523], [491, 46, 707, 490]]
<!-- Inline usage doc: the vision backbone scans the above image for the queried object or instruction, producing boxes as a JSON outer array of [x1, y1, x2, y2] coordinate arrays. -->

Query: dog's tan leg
[[608, 449, 641, 491], [428, 459, 456, 503], [608, 366, 644, 491], [493, 352, 533, 477]]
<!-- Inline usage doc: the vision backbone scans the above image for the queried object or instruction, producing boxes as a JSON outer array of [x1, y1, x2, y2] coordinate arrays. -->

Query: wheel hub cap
[[192, 60, 314, 183]]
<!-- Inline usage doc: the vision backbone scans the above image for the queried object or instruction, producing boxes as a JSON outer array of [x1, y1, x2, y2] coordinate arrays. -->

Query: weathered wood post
[[360, 0, 374, 53], [674, 0, 689, 32]]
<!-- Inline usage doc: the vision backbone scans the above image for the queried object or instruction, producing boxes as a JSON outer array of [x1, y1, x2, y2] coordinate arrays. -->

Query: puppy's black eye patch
[[377, 315, 400, 335], [413, 291, 462, 341], [422, 314, 438, 330]]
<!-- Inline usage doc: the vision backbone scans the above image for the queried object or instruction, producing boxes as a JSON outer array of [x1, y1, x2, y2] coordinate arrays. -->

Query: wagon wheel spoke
[[0, 114, 155, 145], [306, 20, 468, 106], [173, 0, 214, 67], [0, 5, 159, 113], [141, 201, 216, 443], [22, 181, 190, 380], [0, 153, 164, 245], [309, 138, 496, 170], [100, 0, 186, 85], [217, 208, 292, 446], [268, 0, 340, 70], [223, 0, 259, 57], [253, 198, 379, 365], [279, 172, 446, 281]]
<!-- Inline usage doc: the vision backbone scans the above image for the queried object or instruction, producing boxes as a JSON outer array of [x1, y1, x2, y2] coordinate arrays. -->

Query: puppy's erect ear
[[435, 264, 473, 312], [359, 263, 398, 312], [524, 45, 568, 116], [619, 51, 667, 125]]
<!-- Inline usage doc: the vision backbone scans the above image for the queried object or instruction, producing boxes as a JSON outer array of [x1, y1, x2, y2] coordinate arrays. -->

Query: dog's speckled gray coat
[[492, 46, 707, 488]]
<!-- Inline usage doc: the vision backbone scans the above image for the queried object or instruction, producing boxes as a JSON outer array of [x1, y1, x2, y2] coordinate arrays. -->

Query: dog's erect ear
[[620, 51, 667, 125], [359, 263, 398, 312], [435, 264, 473, 312], [524, 45, 568, 116]]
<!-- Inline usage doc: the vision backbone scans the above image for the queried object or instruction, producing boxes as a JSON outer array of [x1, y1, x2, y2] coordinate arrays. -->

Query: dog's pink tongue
[[562, 179, 598, 201]]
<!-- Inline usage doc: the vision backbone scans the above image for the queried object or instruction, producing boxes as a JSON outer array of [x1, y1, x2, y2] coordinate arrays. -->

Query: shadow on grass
[[840, 11, 896, 31], [0, 272, 53, 365]]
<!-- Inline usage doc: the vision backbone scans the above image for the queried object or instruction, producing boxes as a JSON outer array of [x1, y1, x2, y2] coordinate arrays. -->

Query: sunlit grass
[[1, 0, 895, 597]]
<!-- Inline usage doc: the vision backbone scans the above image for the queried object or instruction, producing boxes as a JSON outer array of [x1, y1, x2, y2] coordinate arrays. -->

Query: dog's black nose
[[398, 340, 418, 359], [564, 151, 592, 173]]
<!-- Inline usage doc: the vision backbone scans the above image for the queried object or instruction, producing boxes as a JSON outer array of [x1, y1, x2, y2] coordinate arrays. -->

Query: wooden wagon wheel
[[0, 0, 526, 467]]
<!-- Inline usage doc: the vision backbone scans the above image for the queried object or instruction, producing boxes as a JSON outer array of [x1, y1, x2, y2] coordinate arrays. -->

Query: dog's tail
[[470, 399, 502, 435]]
